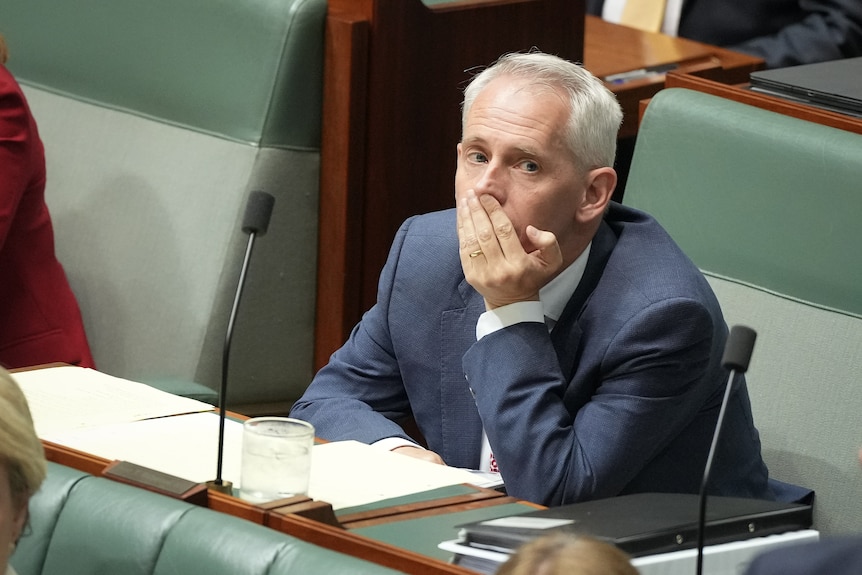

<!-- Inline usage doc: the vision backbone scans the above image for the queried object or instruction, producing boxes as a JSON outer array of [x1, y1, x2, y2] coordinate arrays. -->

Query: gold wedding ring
[[468, 250, 484, 258]]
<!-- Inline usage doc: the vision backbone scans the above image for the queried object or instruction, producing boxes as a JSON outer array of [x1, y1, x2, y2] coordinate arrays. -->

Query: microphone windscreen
[[242, 190, 275, 236], [721, 325, 757, 373]]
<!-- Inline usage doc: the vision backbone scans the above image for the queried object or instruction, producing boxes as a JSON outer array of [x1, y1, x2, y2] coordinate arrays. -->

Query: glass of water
[[239, 417, 314, 503]]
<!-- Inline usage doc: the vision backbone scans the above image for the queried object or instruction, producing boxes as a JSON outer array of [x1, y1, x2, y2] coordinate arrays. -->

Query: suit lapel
[[437, 222, 617, 466], [438, 278, 485, 468], [551, 221, 618, 381]]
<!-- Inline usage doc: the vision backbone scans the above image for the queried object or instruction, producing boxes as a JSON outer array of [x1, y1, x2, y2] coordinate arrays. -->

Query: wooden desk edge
[[337, 483, 506, 526], [663, 70, 862, 135], [269, 511, 476, 575]]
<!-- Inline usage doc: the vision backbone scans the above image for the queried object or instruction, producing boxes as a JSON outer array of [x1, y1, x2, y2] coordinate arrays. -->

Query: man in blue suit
[[291, 52, 789, 507], [585, 0, 862, 69]]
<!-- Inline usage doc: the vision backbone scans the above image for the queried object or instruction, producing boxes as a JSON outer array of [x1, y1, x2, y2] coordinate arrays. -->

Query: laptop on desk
[[749, 57, 862, 118], [456, 492, 812, 558]]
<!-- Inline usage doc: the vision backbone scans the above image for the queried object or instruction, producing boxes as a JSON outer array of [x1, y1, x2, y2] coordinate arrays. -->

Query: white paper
[[308, 440, 487, 510], [13, 366, 214, 437], [43, 411, 243, 485], [478, 517, 574, 529], [42, 412, 487, 509], [18, 367, 492, 510]]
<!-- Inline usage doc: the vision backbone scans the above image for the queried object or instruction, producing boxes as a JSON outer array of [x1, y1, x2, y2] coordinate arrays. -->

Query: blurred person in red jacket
[[0, 36, 94, 369]]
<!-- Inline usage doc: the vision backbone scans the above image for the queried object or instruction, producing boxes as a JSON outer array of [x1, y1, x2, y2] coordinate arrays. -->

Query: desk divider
[[41, 439, 506, 574], [337, 484, 507, 528]]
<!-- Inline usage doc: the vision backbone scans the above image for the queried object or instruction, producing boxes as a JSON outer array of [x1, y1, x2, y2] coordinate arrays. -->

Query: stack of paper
[[13, 366, 491, 509]]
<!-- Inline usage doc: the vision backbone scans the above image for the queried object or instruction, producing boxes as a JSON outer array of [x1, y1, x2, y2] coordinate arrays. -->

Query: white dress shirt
[[476, 243, 591, 472], [376, 242, 592, 474]]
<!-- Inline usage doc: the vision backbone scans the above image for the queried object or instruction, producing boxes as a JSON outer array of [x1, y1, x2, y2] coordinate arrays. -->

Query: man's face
[[455, 76, 586, 258]]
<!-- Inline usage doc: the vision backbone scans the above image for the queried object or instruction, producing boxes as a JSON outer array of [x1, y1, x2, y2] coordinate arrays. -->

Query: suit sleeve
[[289, 218, 418, 445], [464, 297, 716, 506], [728, 0, 862, 68]]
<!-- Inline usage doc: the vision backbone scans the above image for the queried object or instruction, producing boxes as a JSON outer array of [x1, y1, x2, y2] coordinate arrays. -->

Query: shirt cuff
[[475, 300, 545, 340]]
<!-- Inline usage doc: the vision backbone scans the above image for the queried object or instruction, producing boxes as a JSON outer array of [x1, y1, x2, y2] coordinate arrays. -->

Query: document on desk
[[16, 367, 494, 509], [45, 419, 491, 509], [308, 440, 496, 510], [12, 366, 214, 437], [40, 411, 244, 486]]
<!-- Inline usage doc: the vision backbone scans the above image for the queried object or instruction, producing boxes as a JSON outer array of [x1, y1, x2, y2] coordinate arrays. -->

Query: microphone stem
[[696, 368, 737, 575], [214, 232, 257, 485]]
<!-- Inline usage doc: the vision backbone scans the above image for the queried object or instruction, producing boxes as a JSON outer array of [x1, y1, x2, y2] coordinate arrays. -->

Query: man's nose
[[474, 164, 506, 203]]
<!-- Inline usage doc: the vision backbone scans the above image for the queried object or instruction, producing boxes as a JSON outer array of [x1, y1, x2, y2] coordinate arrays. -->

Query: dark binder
[[457, 492, 813, 558], [749, 57, 862, 117]]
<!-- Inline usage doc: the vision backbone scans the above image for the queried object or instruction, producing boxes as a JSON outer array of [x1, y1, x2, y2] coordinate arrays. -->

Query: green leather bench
[[12, 462, 404, 575], [624, 87, 862, 535], [0, 0, 326, 410]]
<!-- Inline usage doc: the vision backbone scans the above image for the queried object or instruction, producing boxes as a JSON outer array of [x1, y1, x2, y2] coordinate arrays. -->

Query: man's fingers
[[479, 193, 520, 258], [467, 191, 501, 258], [526, 225, 563, 267], [457, 195, 484, 263]]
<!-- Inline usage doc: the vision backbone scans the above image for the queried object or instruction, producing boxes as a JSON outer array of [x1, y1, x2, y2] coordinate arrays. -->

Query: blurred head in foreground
[[496, 532, 638, 575]]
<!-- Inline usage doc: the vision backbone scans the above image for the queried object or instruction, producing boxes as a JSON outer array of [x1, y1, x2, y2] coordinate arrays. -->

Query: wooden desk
[[662, 69, 862, 135], [41, 439, 522, 575], [583, 16, 763, 139]]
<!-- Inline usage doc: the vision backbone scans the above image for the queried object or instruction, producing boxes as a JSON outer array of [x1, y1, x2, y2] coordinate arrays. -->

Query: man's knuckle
[[495, 221, 514, 237]]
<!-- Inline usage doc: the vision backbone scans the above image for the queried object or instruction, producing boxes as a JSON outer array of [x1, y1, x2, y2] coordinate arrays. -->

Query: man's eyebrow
[[461, 137, 538, 155], [461, 135, 486, 145]]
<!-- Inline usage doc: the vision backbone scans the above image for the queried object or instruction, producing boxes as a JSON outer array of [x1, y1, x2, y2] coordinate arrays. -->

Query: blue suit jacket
[[744, 537, 862, 574], [292, 203, 777, 506], [585, 0, 862, 68]]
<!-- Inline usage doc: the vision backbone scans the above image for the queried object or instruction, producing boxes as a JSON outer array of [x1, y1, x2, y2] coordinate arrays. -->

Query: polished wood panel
[[583, 16, 763, 139], [314, 0, 586, 369], [662, 69, 862, 135], [338, 487, 509, 529]]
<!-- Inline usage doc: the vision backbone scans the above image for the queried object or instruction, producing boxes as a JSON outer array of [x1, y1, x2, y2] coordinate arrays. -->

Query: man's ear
[[577, 167, 617, 222]]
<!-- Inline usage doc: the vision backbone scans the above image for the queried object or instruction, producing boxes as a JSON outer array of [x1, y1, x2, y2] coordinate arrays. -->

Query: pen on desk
[[604, 63, 679, 84]]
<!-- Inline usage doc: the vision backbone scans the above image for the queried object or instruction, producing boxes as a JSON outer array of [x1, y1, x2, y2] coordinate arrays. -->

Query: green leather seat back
[[1, 0, 326, 148], [11, 463, 89, 575], [625, 88, 862, 317], [155, 506, 405, 575], [14, 463, 405, 575], [0, 0, 327, 407], [624, 88, 862, 535], [40, 476, 190, 575]]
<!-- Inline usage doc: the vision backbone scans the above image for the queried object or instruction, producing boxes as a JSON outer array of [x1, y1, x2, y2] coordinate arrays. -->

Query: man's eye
[[520, 160, 539, 172], [468, 152, 488, 163]]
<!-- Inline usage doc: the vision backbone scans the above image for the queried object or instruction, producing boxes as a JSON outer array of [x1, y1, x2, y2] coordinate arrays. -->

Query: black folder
[[749, 57, 862, 117], [457, 492, 812, 558]]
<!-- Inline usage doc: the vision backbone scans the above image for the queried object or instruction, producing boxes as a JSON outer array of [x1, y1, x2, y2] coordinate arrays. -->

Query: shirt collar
[[540, 241, 591, 322]]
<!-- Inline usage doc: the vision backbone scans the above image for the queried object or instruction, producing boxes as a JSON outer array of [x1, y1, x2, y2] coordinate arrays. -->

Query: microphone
[[207, 190, 275, 493], [695, 325, 757, 575]]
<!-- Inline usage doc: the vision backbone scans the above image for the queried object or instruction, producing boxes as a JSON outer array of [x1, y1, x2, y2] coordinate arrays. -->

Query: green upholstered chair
[[0, 0, 327, 410], [624, 87, 862, 535], [12, 463, 404, 575]]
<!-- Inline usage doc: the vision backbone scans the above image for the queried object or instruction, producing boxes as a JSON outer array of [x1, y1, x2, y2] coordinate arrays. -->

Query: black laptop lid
[[750, 57, 862, 116], [457, 493, 813, 558]]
